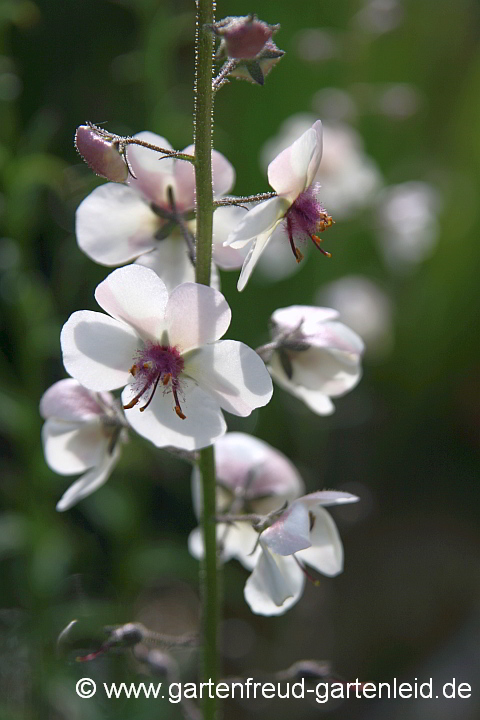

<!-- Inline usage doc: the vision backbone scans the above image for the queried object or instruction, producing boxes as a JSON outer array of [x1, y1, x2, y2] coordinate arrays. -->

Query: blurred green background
[[1, 0, 479, 717]]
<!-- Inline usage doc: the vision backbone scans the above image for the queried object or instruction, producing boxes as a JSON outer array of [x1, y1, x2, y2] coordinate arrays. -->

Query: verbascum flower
[[76, 132, 245, 291], [244, 490, 359, 616], [258, 305, 364, 415], [225, 121, 334, 290], [40, 378, 127, 511], [188, 432, 304, 569], [60, 265, 273, 451]]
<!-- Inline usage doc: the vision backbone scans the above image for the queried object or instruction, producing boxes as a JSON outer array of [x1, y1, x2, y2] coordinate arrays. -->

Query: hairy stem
[[194, 2, 219, 719]]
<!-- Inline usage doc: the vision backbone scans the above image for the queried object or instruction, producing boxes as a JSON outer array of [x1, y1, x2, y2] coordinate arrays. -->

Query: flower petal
[[95, 265, 169, 341], [165, 283, 231, 352], [61, 310, 139, 391], [122, 381, 226, 451], [292, 347, 362, 396], [76, 183, 158, 265], [40, 379, 105, 421], [236, 230, 274, 292], [261, 501, 311, 556], [214, 432, 304, 507], [271, 305, 339, 333], [267, 121, 322, 201], [126, 131, 175, 206], [225, 195, 288, 248], [42, 418, 108, 474], [212, 205, 248, 269], [185, 340, 273, 416], [269, 346, 362, 398], [188, 522, 261, 571], [295, 506, 344, 577], [56, 446, 121, 512], [268, 362, 336, 415], [244, 544, 305, 616], [298, 490, 360, 508], [172, 145, 235, 211], [136, 239, 220, 292]]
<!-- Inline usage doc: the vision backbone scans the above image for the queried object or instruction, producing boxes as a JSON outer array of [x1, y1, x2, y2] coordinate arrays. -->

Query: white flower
[[262, 305, 364, 415], [76, 131, 245, 291], [60, 265, 273, 451], [188, 432, 304, 569], [244, 490, 359, 616], [40, 378, 127, 511], [375, 181, 441, 271], [225, 120, 333, 291], [261, 114, 382, 219]]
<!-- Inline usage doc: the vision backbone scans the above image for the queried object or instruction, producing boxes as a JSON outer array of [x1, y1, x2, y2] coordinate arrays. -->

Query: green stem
[[194, 2, 219, 719]]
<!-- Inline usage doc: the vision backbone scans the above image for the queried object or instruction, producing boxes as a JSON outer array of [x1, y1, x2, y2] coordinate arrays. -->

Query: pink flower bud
[[214, 15, 279, 60], [75, 124, 128, 183]]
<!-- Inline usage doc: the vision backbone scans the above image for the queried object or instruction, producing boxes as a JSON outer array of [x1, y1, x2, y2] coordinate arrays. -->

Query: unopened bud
[[212, 15, 279, 60], [229, 40, 285, 85], [75, 124, 128, 183]]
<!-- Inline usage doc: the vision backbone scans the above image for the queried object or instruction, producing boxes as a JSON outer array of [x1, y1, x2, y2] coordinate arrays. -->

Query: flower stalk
[[194, 1, 219, 718]]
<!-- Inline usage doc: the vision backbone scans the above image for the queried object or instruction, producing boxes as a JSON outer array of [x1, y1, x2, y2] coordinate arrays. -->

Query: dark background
[[0, 0, 479, 717]]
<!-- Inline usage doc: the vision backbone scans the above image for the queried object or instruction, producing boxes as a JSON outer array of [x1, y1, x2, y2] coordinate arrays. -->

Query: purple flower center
[[123, 343, 186, 419], [284, 185, 333, 262]]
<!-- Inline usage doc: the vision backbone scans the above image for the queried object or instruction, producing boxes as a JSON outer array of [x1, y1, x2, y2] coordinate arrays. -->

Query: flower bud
[[213, 15, 279, 60], [228, 40, 285, 85], [75, 124, 128, 183]]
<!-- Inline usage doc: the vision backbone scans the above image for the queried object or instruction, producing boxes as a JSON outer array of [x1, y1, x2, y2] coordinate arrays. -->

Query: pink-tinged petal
[[165, 283, 231, 352], [95, 265, 169, 341], [56, 446, 121, 512], [225, 196, 288, 248], [267, 122, 322, 200], [307, 322, 365, 355], [126, 131, 175, 206], [172, 145, 235, 211], [244, 544, 305, 615], [61, 311, 138, 391], [212, 205, 248, 269], [40, 379, 105, 421], [262, 501, 311, 556], [42, 418, 108, 475], [305, 120, 323, 187], [172, 144, 196, 210], [237, 231, 273, 292], [122, 381, 226, 451], [188, 522, 261, 571], [271, 305, 339, 333], [214, 432, 304, 506], [295, 506, 343, 577], [268, 359, 336, 415], [76, 184, 159, 266], [184, 340, 273, 416], [298, 490, 360, 508], [211, 148, 236, 198]]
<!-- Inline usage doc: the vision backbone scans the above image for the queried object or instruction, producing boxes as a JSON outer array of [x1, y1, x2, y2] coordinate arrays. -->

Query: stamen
[[287, 215, 304, 263], [173, 387, 186, 419], [123, 378, 152, 409], [310, 235, 332, 257], [139, 372, 162, 412], [76, 645, 108, 663]]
